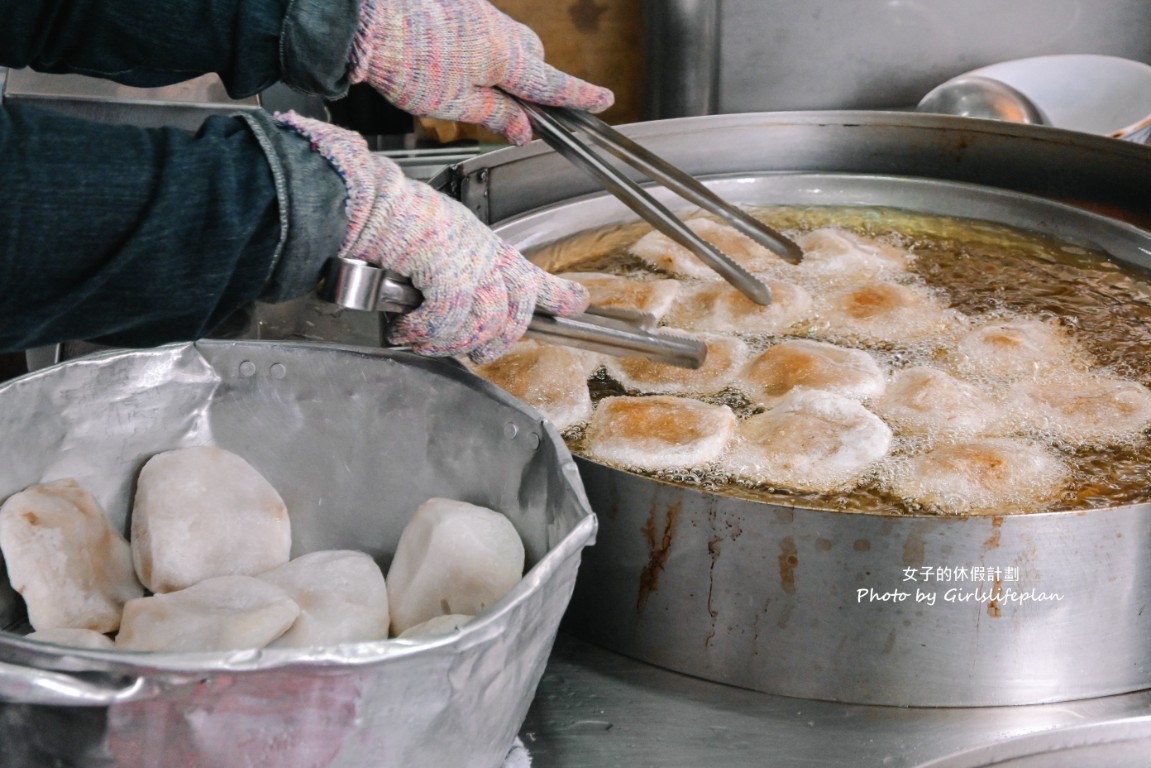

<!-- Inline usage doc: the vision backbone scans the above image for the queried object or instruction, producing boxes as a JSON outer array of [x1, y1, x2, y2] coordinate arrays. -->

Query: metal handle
[[0, 659, 158, 707], [523, 312, 705, 370], [320, 258, 708, 369]]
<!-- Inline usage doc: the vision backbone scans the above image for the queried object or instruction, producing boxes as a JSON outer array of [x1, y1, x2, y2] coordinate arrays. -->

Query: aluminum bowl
[[0, 340, 596, 768]]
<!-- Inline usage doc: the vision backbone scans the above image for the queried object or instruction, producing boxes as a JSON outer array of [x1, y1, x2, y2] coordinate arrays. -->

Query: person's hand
[[348, 0, 614, 145], [277, 112, 588, 363]]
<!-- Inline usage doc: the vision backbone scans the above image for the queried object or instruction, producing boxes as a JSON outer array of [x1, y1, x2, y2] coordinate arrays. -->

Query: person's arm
[[0, 0, 612, 359], [0, 0, 357, 99], [0, 0, 613, 145], [0, 104, 344, 351], [0, 103, 586, 362]]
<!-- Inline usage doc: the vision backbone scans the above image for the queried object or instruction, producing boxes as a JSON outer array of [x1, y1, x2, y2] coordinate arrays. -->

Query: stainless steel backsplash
[[645, 0, 1151, 117]]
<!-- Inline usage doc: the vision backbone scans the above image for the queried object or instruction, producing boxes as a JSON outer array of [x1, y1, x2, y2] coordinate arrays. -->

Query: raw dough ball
[[793, 228, 913, 284], [132, 446, 291, 593], [947, 318, 1088, 381], [811, 280, 964, 345], [116, 575, 300, 652], [0, 479, 143, 633], [387, 499, 525, 636], [260, 550, 390, 648]]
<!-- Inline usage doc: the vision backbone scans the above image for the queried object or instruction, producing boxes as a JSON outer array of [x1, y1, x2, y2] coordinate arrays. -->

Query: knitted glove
[[278, 112, 588, 362], [348, 0, 614, 145]]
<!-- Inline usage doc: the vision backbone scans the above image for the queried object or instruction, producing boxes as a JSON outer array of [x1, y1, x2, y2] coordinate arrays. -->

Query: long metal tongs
[[320, 258, 708, 369], [512, 97, 804, 306]]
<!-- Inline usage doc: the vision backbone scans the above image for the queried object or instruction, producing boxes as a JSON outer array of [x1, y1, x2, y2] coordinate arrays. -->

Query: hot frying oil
[[533, 206, 1151, 516]]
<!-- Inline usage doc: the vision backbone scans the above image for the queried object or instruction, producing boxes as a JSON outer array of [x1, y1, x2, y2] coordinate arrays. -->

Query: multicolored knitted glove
[[277, 112, 588, 362], [348, 0, 614, 145]]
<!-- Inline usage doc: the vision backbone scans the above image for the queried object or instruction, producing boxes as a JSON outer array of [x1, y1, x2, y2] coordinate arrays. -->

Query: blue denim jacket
[[0, 0, 360, 350]]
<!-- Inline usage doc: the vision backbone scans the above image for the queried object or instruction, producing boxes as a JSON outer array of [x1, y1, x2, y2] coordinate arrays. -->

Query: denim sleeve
[[240, 110, 348, 302], [281, 0, 362, 97], [0, 0, 360, 99], [0, 104, 347, 352]]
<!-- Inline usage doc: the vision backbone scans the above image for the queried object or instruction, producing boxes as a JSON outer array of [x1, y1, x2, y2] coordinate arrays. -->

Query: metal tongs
[[319, 102, 806, 370], [320, 257, 708, 369], [513, 97, 804, 305]]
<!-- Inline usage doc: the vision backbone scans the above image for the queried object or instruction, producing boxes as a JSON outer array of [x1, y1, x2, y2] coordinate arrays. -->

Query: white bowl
[[964, 54, 1151, 138]]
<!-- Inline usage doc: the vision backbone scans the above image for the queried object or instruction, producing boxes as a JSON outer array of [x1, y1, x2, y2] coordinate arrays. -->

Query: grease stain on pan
[[704, 504, 745, 647], [777, 601, 794, 630], [636, 500, 680, 612], [605, 497, 620, 522], [988, 576, 1004, 619], [779, 537, 799, 595], [705, 532, 722, 647], [985, 516, 1004, 549], [704, 506, 723, 645], [903, 520, 942, 568]]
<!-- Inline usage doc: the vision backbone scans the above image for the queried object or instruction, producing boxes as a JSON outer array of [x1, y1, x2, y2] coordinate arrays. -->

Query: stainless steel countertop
[[522, 633, 1151, 767]]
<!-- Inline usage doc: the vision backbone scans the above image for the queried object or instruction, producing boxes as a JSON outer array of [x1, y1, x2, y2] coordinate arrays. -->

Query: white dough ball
[[664, 277, 814, 335], [810, 280, 965, 345], [116, 575, 300, 652], [947, 318, 1087, 382], [131, 446, 291, 593], [0, 479, 143, 633], [259, 550, 390, 648], [386, 499, 525, 636], [1012, 373, 1151, 447], [603, 333, 749, 396], [558, 272, 682, 321], [792, 228, 913, 285], [872, 366, 1011, 440]]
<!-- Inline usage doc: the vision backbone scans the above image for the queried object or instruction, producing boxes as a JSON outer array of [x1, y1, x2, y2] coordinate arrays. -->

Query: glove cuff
[[273, 110, 408, 261], [348, 0, 402, 88]]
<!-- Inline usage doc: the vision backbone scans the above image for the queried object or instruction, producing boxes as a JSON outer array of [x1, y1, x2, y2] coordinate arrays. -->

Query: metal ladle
[[917, 75, 1049, 125]]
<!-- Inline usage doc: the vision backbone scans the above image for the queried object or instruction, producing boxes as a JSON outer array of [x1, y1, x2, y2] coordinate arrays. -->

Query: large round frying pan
[[441, 112, 1151, 706]]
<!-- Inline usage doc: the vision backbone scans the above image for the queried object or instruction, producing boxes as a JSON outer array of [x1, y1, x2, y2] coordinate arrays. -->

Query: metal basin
[[0, 340, 595, 767]]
